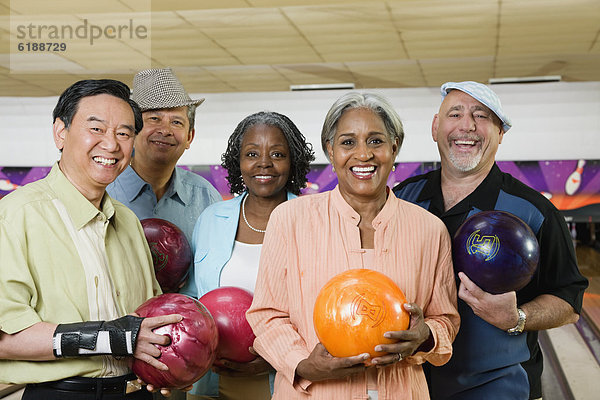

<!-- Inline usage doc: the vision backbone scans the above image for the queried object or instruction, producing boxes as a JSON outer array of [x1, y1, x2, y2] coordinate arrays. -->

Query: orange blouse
[[247, 186, 460, 400]]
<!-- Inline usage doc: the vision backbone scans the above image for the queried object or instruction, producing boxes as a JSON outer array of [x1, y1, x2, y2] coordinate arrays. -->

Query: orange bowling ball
[[313, 269, 410, 360]]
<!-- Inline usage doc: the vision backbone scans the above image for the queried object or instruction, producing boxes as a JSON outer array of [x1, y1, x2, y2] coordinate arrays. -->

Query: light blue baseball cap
[[441, 81, 512, 133]]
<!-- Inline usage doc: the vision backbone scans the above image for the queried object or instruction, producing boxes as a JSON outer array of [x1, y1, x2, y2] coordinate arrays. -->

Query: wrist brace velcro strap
[[53, 315, 144, 358]]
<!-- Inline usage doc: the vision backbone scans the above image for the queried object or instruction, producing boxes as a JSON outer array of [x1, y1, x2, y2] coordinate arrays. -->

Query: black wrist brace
[[52, 315, 144, 358]]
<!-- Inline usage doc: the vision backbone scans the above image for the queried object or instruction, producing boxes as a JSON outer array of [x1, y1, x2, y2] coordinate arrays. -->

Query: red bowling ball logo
[[465, 230, 500, 261], [148, 242, 168, 271]]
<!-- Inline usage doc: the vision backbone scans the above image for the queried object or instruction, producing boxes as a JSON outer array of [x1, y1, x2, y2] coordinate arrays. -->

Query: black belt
[[30, 373, 141, 395]]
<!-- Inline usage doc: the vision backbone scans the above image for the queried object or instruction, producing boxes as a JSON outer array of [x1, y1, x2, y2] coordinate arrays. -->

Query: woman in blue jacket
[[183, 111, 315, 400]]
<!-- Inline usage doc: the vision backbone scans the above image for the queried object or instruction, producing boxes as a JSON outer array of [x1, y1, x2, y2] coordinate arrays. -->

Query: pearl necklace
[[242, 195, 266, 233]]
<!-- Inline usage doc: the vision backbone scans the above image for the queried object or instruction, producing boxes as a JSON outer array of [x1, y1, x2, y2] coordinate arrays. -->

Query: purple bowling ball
[[452, 210, 540, 294]]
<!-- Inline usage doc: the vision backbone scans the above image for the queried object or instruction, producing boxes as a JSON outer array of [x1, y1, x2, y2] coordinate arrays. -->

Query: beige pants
[[186, 374, 270, 400]]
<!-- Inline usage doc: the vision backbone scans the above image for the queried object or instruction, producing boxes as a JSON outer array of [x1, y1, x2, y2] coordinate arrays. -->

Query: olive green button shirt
[[0, 163, 161, 384]]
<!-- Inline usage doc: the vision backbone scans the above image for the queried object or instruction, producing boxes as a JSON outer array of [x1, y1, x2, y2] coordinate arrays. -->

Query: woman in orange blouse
[[246, 92, 460, 400]]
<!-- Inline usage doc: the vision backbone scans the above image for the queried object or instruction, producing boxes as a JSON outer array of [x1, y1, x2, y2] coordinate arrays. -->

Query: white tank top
[[219, 240, 263, 293]]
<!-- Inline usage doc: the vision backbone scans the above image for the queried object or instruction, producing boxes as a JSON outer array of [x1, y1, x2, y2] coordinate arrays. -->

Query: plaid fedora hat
[[132, 67, 205, 112]]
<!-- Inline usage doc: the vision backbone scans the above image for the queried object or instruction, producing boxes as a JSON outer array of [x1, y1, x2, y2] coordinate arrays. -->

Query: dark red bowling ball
[[141, 218, 192, 293], [132, 293, 218, 389], [199, 287, 256, 363], [452, 210, 540, 294]]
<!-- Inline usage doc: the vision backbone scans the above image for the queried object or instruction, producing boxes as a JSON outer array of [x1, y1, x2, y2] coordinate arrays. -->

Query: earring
[[331, 166, 335, 173], [392, 164, 396, 172]]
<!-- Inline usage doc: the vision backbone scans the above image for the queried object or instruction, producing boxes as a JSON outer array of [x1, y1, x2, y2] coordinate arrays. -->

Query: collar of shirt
[[47, 163, 115, 230], [418, 163, 503, 218], [168, 167, 190, 206], [213, 191, 298, 218], [118, 165, 187, 206], [331, 185, 398, 229]]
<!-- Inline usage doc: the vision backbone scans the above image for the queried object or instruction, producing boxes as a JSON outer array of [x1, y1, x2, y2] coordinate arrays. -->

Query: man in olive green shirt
[[0, 80, 181, 400]]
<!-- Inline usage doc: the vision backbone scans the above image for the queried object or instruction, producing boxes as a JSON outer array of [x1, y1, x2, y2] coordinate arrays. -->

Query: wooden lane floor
[[537, 244, 600, 400], [0, 384, 24, 399], [579, 244, 600, 336]]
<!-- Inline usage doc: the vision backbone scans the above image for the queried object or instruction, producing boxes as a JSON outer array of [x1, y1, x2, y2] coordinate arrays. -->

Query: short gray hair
[[320, 92, 404, 161], [186, 105, 197, 132]]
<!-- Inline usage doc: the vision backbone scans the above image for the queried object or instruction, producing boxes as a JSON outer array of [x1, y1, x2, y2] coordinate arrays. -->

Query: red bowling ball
[[199, 287, 256, 363], [141, 218, 192, 293], [452, 210, 540, 294], [132, 293, 218, 389]]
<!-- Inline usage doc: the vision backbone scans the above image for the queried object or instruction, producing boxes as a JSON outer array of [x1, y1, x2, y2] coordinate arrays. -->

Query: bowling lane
[[538, 242, 600, 400], [578, 244, 600, 335], [0, 384, 24, 399]]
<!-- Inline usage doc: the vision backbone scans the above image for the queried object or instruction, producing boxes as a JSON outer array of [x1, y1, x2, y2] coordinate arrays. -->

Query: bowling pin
[[565, 159, 586, 196], [570, 223, 577, 249], [306, 182, 320, 191], [0, 179, 19, 191]]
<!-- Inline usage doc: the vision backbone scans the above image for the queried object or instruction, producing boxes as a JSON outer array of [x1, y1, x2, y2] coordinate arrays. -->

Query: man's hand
[[212, 347, 273, 377], [371, 303, 432, 366], [133, 313, 182, 371], [458, 272, 518, 330], [295, 343, 368, 382], [138, 378, 193, 397]]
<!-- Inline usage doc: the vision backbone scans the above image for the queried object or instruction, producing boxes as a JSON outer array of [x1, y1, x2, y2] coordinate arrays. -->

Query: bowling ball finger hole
[[154, 334, 172, 350], [163, 334, 172, 346]]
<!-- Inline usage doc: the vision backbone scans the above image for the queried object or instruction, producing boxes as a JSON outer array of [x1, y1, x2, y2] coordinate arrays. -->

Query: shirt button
[[116, 290, 121, 297], [96, 215, 103, 222]]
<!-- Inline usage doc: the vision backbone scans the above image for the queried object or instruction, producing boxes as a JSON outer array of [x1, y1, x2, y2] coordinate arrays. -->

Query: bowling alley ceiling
[[1, 0, 599, 96]]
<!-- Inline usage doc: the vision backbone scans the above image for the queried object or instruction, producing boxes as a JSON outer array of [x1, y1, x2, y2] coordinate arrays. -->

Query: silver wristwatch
[[507, 308, 526, 335]]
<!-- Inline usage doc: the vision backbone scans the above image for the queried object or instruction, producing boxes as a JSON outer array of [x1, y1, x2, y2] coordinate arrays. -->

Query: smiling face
[[327, 108, 398, 203], [239, 123, 291, 200], [134, 106, 194, 167], [432, 90, 504, 176], [53, 93, 135, 202]]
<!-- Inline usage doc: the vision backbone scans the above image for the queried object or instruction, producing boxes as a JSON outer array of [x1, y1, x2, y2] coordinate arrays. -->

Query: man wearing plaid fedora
[[108, 68, 221, 245], [394, 81, 587, 399]]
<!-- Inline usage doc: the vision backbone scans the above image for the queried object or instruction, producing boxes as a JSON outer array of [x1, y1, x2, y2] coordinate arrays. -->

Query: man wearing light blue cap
[[394, 81, 587, 399]]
